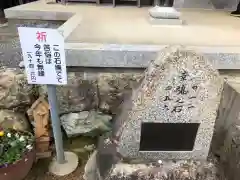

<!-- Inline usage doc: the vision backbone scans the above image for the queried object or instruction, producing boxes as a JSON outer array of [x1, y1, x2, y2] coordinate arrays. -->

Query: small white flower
[[19, 136, 25, 142], [26, 145, 33, 150], [15, 133, 19, 138], [7, 133, 11, 138]]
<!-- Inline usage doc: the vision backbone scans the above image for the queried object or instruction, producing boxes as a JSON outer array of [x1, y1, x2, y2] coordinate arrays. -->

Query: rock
[[93, 134, 224, 180], [86, 150, 221, 180], [0, 109, 30, 131], [98, 72, 143, 114], [60, 111, 112, 137], [83, 151, 98, 180], [39, 72, 98, 114], [40, 72, 143, 114], [115, 46, 223, 160], [0, 68, 34, 110], [106, 160, 219, 180], [220, 125, 240, 180]]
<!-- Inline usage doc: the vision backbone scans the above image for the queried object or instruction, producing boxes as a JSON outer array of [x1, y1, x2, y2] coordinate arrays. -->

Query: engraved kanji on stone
[[172, 105, 183, 113], [163, 104, 169, 110], [192, 85, 198, 90], [165, 86, 172, 90], [175, 84, 188, 95], [164, 96, 172, 101], [176, 98, 184, 103], [179, 70, 188, 81]]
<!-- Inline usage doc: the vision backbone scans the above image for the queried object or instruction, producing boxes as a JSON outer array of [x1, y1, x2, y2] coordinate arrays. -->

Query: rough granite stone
[[84, 133, 226, 180], [114, 46, 224, 160], [0, 109, 30, 131], [84, 148, 222, 180], [98, 73, 143, 114], [106, 160, 219, 180], [60, 111, 112, 137], [0, 67, 34, 110], [40, 72, 98, 114]]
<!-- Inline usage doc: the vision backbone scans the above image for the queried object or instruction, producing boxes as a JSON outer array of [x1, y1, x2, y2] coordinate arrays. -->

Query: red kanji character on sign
[[36, 31, 47, 42]]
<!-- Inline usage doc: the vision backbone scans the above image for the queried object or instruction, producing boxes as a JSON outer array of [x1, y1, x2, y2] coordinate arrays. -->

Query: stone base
[[83, 136, 222, 180], [149, 17, 184, 25], [105, 161, 218, 180], [49, 151, 79, 176], [149, 6, 181, 19], [84, 151, 221, 180]]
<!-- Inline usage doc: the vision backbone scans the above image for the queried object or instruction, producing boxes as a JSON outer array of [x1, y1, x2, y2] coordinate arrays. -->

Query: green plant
[[0, 128, 34, 168]]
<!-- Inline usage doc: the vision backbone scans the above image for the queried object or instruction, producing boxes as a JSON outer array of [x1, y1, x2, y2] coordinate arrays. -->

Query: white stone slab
[[149, 17, 184, 25]]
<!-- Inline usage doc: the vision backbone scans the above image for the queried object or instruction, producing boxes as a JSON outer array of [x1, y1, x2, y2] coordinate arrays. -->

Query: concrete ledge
[[4, 1, 74, 20], [4, 9, 73, 21], [65, 43, 240, 69], [57, 15, 82, 40]]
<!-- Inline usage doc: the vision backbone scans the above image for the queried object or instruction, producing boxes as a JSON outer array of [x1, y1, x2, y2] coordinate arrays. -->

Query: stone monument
[[115, 46, 223, 160], [84, 46, 224, 180]]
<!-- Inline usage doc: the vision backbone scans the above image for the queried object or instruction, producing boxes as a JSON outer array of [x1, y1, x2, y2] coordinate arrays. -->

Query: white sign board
[[18, 27, 67, 85]]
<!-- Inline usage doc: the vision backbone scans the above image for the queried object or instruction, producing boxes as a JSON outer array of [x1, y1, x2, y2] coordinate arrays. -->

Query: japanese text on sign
[[18, 27, 67, 85], [162, 70, 199, 113]]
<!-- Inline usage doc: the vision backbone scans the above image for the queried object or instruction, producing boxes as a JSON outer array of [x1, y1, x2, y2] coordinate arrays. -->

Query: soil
[[24, 158, 85, 180], [24, 136, 96, 180]]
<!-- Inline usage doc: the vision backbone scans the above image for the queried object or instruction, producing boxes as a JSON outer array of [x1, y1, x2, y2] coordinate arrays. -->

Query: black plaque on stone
[[139, 122, 200, 151]]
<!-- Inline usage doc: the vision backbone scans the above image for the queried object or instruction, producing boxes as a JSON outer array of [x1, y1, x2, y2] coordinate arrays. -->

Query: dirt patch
[[24, 158, 85, 180], [24, 136, 96, 180]]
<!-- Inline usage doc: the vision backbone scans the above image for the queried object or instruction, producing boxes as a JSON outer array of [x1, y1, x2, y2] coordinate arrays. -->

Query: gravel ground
[[24, 158, 85, 180], [22, 135, 96, 180], [22, 136, 96, 180]]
